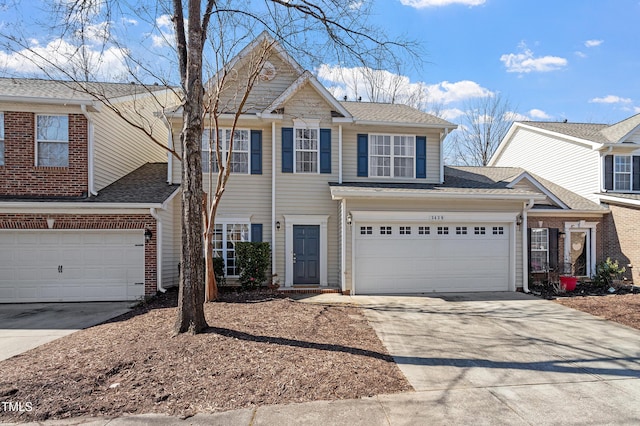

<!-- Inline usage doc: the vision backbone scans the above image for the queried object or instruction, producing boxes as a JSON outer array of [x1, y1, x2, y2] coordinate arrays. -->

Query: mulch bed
[[0, 289, 410, 422], [555, 293, 640, 331]]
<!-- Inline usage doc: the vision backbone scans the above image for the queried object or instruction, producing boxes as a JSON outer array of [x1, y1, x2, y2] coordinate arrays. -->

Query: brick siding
[[0, 112, 88, 197], [0, 213, 157, 297], [602, 203, 639, 283]]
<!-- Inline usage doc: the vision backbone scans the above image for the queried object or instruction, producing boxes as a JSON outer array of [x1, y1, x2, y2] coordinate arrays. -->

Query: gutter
[[149, 208, 166, 293], [80, 105, 98, 196], [521, 198, 535, 293], [0, 95, 101, 111]]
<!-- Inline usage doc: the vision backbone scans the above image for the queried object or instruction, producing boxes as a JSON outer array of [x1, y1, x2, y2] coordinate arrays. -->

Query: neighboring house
[[166, 33, 606, 294], [0, 78, 181, 302], [490, 115, 640, 282]]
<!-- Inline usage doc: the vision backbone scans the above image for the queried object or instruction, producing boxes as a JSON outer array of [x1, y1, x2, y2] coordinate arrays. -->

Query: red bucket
[[560, 276, 577, 291]]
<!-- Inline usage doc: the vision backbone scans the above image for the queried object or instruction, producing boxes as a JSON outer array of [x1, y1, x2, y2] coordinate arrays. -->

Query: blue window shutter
[[357, 134, 368, 177], [282, 127, 294, 173], [251, 224, 263, 242], [604, 155, 613, 190], [250, 130, 262, 175], [320, 128, 331, 174], [633, 156, 640, 191], [416, 136, 426, 179]]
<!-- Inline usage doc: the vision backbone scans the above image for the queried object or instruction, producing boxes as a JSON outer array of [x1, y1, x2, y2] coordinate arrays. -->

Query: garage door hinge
[[134, 244, 144, 247], [134, 282, 144, 285]]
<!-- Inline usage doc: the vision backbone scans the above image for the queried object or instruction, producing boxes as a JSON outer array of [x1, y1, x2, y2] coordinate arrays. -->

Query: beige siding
[[494, 128, 601, 202], [341, 198, 523, 291], [159, 192, 180, 289], [341, 125, 442, 183], [625, 129, 640, 144], [93, 91, 177, 191]]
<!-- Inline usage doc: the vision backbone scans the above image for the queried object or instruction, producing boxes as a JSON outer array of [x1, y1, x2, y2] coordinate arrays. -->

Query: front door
[[293, 225, 320, 284], [567, 229, 591, 276]]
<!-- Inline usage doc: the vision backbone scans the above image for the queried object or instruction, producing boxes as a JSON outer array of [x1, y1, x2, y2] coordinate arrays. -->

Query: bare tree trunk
[[174, 0, 208, 334]]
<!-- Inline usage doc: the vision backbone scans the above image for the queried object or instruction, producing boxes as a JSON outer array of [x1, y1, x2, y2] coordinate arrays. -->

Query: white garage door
[[354, 223, 510, 294], [0, 231, 145, 302]]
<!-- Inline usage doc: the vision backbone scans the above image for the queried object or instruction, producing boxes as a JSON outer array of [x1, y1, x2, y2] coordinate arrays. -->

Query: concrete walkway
[[0, 302, 133, 361], [7, 293, 640, 425]]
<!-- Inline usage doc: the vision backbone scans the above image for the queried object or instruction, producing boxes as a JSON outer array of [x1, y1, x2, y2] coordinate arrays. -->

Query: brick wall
[[0, 112, 88, 197], [0, 213, 157, 297], [602, 204, 639, 283]]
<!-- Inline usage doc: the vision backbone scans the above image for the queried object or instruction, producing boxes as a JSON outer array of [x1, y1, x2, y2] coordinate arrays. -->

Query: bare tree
[[0, 0, 415, 334], [450, 94, 516, 166]]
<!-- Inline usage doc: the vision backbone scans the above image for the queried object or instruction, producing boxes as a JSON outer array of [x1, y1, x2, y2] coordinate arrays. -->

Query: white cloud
[[574, 51, 587, 58], [440, 108, 465, 121], [150, 14, 176, 48], [156, 14, 173, 30], [504, 111, 529, 121], [585, 39, 603, 48], [529, 108, 551, 119], [500, 44, 567, 73], [589, 95, 632, 104], [317, 64, 493, 109], [635, 106, 640, 114], [399, 0, 485, 7], [349, 1, 364, 9], [0, 38, 130, 81]]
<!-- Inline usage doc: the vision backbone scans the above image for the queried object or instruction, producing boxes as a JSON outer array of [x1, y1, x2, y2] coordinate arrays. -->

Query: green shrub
[[213, 256, 226, 287], [235, 242, 271, 291], [593, 257, 625, 288]]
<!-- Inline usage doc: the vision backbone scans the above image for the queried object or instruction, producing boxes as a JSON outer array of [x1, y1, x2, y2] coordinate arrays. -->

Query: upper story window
[[0, 112, 4, 166], [369, 134, 415, 178], [36, 115, 69, 167], [201, 128, 249, 174], [295, 128, 319, 173], [614, 155, 632, 191]]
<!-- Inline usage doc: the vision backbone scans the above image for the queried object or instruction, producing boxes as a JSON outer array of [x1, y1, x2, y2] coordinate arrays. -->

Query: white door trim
[[283, 215, 329, 287], [564, 220, 598, 276]]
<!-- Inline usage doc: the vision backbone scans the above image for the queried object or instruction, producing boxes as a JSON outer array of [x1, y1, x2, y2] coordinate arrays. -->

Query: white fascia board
[[332, 117, 354, 123], [528, 209, 607, 217], [489, 122, 518, 165], [330, 186, 545, 202], [598, 194, 640, 207], [597, 143, 640, 153], [352, 120, 457, 130], [351, 210, 518, 223], [0, 203, 163, 214], [160, 187, 181, 210], [507, 172, 569, 209], [0, 95, 101, 112]]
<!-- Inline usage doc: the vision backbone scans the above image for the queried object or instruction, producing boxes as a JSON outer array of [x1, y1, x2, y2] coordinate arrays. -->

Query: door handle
[[292, 253, 297, 264], [58, 265, 63, 273]]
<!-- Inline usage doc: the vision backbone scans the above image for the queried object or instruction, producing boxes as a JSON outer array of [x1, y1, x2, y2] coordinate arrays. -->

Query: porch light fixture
[[347, 214, 352, 226], [516, 215, 522, 226], [276, 221, 281, 230], [46, 217, 55, 229], [144, 228, 153, 242]]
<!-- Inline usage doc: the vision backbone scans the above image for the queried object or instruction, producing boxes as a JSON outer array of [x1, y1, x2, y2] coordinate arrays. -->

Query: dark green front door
[[293, 225, 320, 284]]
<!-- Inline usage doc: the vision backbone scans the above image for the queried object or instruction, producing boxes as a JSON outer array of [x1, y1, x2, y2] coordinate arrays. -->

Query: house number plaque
[[430, 215, 445, 221]]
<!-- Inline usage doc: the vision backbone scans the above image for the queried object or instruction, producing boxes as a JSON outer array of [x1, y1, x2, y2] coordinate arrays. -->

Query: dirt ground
[[555, 293, 640, 330], [0, 290, 410, 422]]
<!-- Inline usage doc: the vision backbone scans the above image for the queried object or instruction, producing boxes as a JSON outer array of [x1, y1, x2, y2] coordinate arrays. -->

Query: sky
[[0, 0, 638, 126]]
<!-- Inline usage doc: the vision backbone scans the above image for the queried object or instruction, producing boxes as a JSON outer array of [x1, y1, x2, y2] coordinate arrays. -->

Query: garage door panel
[[355, 222, 511, 294], [0, 231, 145, 303]]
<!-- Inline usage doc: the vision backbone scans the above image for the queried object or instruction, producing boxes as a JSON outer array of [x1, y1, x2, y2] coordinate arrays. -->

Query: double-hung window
[[211, 223, 250, 276], [369, 134, 415, 178], [614, 155, 632, 191], [295, 128, 319, 173], [201, 128, 249, 174], [530, 228, 549, 273], [0, 112, 4, 166], [36, 115, 69, 167]]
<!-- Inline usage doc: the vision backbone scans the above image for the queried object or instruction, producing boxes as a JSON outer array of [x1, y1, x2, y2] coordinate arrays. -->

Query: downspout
[[271, 121, 277, 281], [599, 146, 613, 193], [338, 124, 343, 184], [80, 105, 98, 196], [340, 198, 347, 293], [440, 128, 450, 184], [150, 207, 166, 293], [521, 198, 535, 293], [160, 115, 174, 184]]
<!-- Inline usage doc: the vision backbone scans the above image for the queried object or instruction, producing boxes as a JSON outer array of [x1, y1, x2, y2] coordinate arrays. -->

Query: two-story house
[[0, 79, 181, 302], [166, 33, 607, 295], [490, 115, 640, 282]]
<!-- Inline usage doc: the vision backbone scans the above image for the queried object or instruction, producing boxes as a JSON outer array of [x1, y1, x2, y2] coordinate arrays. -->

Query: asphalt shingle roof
[[0, 78, 171, 101], [0, 163, 178, 205], [339, 101, 455, 127], [331, 166, 606, 212], [520, 113, 640, 144]]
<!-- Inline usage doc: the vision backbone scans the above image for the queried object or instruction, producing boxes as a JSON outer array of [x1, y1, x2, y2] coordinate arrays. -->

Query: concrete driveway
[[0, 302, 133, 361], [299, 292, 640, 424]]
